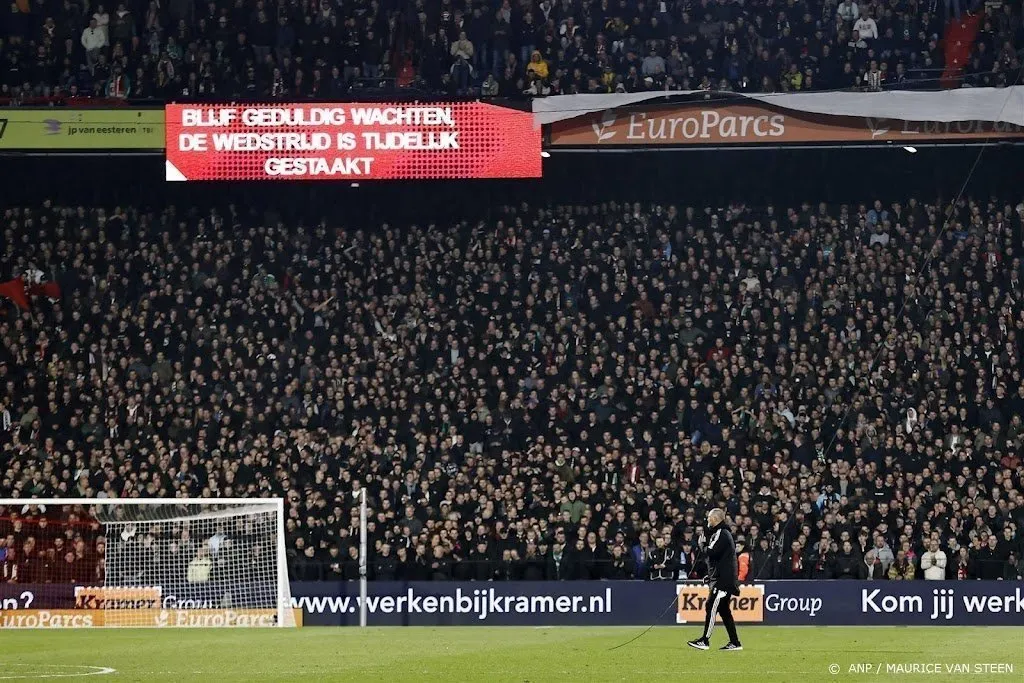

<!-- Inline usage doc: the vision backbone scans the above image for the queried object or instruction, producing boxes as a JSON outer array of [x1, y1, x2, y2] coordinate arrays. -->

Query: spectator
[[808, 537, 836, 579], [736, 537, 750, 582], [341, 546, 361, 581], [648, 535, 677, 581], [835, 541, 865, 579], [977, 536, 1004, 580], [920, 540, 948, 580], [559, 492, 586, 525], [429, 545, 452, 581], [782, 541, 807, 579], [481, 73, 499, 97], [1005, 553, 1021, 581], [450, 56, 474, 93], [520, 542, 546, 580], [450, 31, 474, 63], [92, 4, 110, 44], [80, 18, 107, 73], [374, 544, 397, 581], [996, 527, 1019, 564], [362, 30, 384, 81], [887, 550, 915, 580], [954, 547, 976, 580], [186, 547, 212, 584], [492, 15, 510, 72], [322, 546, 343, 580], [606, 545, 635, 580], [853, 12, 879, 41], [864, 549, 886, 579], [744, 536, 771, 580], [632, 531, 652, 580], [110, 4, 135, 48], [546, 542, 571, 580], [104, 64, 130, 98], [642, 47, 666, 78], [869, 221, 891, 247], [867, 201, 890, 227], [562, 542, 585, 581], [872, 537, 895, 574], [526, 50, 548, 81], [837, 0, 860, 23]]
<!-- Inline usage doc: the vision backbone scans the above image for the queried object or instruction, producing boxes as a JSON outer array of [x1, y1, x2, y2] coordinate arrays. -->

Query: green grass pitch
[[4, 626, 1023, 682]]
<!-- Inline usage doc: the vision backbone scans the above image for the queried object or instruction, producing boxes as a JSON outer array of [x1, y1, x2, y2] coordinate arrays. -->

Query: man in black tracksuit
[[688, 508, 743, 651]]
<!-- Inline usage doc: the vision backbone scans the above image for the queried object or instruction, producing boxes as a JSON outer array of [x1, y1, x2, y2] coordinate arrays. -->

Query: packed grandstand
[[0, 0, 1021, 99], [0, 194, 1021, 584]]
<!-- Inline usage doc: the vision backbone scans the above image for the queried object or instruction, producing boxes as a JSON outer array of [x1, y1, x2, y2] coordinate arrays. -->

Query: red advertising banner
[[164, 102, 541, 181]]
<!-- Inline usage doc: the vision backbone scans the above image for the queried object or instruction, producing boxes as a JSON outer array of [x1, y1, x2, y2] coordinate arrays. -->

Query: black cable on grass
[[607, 594, 681, 651], [607, 542, 708, 651]]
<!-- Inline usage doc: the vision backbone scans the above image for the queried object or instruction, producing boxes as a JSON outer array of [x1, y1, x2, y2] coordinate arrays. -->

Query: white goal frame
[[0, 498, 292, 628]]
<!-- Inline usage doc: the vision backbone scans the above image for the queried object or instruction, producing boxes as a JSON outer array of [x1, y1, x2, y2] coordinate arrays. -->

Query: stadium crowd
[[1, 0, 1022, 99], [0, 195, 1022, 585]]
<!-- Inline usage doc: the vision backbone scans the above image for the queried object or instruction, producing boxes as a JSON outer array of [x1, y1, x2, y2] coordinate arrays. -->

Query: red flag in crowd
[[27, 281, 62, 300], [0, 278, 30, 310], [0, 278, 61, 310]]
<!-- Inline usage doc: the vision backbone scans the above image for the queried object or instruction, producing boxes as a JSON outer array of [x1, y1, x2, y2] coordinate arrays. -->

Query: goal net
[[0, 499, 294, 628]]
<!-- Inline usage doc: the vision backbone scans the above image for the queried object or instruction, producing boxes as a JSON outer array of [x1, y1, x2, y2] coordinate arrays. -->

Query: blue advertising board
[[288, 581, 1024, 627], [766, 581, 1024, 626]]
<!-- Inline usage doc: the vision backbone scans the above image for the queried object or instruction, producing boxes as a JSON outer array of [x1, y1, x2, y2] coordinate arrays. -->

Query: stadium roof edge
[[532, 87, 1024, 127]]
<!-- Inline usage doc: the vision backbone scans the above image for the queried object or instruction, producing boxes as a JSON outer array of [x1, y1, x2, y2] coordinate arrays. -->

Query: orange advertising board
[[549, 103, 1024, 147], [676, 584, 765, 624], [74, 585, 161, 609], [0, 608, 302, 628]]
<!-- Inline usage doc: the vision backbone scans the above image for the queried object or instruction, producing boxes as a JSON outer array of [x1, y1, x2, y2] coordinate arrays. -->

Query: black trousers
[[701, 585, 740, 644]]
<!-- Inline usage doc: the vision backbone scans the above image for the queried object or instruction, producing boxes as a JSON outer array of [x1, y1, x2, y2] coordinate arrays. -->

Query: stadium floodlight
[[0, 498, 294, 629]]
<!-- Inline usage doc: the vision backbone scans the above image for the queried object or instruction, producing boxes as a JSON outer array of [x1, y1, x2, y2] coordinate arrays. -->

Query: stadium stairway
[[941, 12, 983, 88], [397, 49, 416, 87]]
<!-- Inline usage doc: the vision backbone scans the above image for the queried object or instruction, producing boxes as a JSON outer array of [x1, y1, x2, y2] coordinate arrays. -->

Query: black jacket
[[834, 550, 864, 579], [520, 552, 547, 581], [704, 522, 739, 594], [373, 554, 398, 581], [545, 550, 573, 580], [749, 547, 776, 579], [606, 555, 636, 580], [647, 546, 679, 580], [809, 549, 835, 579], [468, 550, 496, 581]]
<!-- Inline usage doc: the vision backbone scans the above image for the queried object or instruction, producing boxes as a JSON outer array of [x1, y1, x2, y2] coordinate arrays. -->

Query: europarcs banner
[[0, 109, 164, 150], [283, 581, 1024, 627]]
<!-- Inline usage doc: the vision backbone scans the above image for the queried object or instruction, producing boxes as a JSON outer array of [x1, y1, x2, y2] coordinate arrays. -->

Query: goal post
[[0, 498, 295, 628]]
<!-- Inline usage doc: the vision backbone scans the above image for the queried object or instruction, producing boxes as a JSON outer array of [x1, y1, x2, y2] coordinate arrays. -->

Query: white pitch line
[[0, 665, 116, 680]]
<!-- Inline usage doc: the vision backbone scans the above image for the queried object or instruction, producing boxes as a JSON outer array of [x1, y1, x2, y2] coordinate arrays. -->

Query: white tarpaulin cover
[[533, 88, 1024, 127]]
